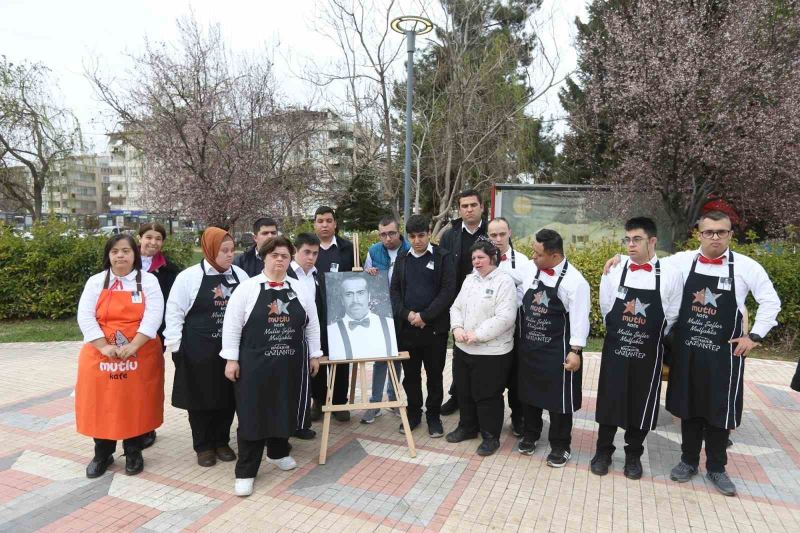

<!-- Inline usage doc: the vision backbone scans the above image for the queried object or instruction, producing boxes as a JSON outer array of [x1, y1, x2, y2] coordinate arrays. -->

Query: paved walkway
[[0, 342, 799, 532]]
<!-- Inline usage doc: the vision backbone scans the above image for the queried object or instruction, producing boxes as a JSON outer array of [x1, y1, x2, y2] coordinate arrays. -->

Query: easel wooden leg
[[319, 362, 337, 465], [388, 361, 416, 458], [359, 362, 368, 404]]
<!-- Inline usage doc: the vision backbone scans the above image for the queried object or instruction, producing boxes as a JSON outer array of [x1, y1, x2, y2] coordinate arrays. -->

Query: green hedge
[[0, 222, 192, 319]]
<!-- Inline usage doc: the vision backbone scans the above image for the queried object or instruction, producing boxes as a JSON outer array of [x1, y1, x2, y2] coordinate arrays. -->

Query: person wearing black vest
[[438, 189, 487, 416], [390, 215, 456, 437], [313, 206, 356, 421], [234, 217, 278, 278]]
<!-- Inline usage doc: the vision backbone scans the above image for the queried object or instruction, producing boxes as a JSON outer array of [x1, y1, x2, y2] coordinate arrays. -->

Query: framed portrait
[[323, 271, 399, 361]]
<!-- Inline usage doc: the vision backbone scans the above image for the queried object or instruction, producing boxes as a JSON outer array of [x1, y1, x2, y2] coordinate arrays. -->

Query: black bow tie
[[348, 318, 370, 330]]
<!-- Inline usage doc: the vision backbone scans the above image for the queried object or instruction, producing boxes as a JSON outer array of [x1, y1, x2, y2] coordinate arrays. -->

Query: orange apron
[[75, 270, 164, 440]]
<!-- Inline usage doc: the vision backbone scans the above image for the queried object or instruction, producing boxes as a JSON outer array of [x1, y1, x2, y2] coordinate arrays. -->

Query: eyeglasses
[[379, 231, 399, 239], [621, 236, 646, 245], [699, 230, 731, 239]]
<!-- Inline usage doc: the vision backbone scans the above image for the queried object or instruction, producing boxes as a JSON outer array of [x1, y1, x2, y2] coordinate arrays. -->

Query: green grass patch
[[0, 318, 82, 342]]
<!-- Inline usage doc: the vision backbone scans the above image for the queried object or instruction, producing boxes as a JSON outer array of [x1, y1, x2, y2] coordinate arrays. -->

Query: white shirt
[[462, 219, 483, 235], [163, 261, 250, 352], [363, 245, 401, 280], [497, 246, 536, 307], [141, 255, 153, 273], [220, 273, 322, 360], [290, 260, 318, 298], [77, 269, 164, 343], [600, 255, 683, 333], [319, 235, 338, 251], [521, 257, 591, 348], [327, 311, 399, 361], [408, 243, 434, 258]]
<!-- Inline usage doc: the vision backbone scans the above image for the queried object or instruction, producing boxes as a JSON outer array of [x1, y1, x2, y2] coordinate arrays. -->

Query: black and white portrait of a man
[[324, 271, 398, 361]]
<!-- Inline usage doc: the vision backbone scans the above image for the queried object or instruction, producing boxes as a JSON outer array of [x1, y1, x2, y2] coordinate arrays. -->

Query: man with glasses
[[591, 217, 683, 480], [361, 216, 410, 424], [604, 211, 780, 495]]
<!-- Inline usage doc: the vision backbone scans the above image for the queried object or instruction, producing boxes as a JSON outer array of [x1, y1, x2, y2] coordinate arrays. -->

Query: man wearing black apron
[[664, 211, 780, 496], [591, 218, 682, 479], [516, 229, 591, 468], [169, 260, 245, 466]]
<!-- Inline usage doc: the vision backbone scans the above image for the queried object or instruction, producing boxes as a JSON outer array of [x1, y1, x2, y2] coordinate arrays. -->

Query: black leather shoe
[[310, 402, 323, 422], [590, 453, 612, 476], [477, 437, 500, 456], [141, 430, 156, 449], [440, 397, 459, 416], [197, 450, 217, 467], [445, 426, 479, 443], [294, 428, 317, 440], [333, 411, 351, 422], [623, 455, 643, 480], [216, 445, 237, 462], [86, 454, 114, 479], [125, 451, 144, 475]]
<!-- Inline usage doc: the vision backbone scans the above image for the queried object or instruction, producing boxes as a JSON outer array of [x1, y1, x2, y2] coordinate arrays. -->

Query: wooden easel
[[317, 233, 417, 464]]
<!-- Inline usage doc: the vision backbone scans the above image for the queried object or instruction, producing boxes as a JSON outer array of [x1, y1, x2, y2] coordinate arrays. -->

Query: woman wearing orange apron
[[76, 234, 165, 478]]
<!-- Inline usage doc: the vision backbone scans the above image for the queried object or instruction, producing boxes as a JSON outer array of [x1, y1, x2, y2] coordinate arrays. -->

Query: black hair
[[470, 237, 501, 265], [378, 215, 398, 228], [314, 206, 336, 220], [102, 234, 142, 271], [259, 235, 296, 260], [252, 216, 278, 234], [406, 214, 430, 234], [456, 189, 483, 207], [624, 217, 658, 238], [535, 228, 564, 255], [294, 232, 321, 250], [697, 210, 732, 226]]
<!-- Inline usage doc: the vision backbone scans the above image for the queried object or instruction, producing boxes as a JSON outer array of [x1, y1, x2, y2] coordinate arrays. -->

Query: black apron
[[666, 251, 744, 429], [172, 262, 240, 410], [596, 261, 667, 430], [517, 262, 582, 414], [236, 280, 309, 441]]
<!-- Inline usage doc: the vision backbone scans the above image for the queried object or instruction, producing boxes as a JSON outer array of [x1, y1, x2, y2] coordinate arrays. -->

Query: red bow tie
[[698, 255, 724, 265], [108, 278, 123, 291], [500, 254, 508, 261], [268, 281, 284, 288], [629, 263, 652, 272], [540, 268, 555, 276]]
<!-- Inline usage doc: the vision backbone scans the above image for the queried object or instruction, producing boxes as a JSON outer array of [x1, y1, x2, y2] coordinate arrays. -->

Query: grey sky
[[0, 0, 587, 151]]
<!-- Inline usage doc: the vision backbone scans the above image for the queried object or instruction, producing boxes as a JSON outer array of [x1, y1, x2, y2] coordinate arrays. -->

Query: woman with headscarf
[[164, 227, 248, 467], [221, 235, 322, 497], [138, 222, 180, 449], [76, 234, 165, 478]]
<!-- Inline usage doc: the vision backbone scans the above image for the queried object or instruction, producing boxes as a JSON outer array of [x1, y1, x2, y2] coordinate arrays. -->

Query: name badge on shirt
[[426, 260, 435, 270], [718, 277, 733, 291], [131, 292, 143, 304], [484, 288, 494, 297], [330, 263, 339, 273], [616, 286, 628, 300], [287, 291, 297, 300], [531, 279, 539, 289]]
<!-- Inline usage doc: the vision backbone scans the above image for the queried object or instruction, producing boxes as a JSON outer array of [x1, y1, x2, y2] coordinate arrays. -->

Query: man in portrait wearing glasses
[[361, 216, 410, 424], [603, 211, 780, 496]]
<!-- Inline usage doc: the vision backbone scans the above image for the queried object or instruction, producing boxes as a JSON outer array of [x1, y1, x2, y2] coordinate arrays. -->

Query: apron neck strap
[[554, 260, 568, 291]]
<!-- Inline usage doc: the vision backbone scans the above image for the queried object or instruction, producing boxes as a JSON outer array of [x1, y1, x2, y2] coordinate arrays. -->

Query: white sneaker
[[267, 455, 298, 471], [234, 478, 254, 496]]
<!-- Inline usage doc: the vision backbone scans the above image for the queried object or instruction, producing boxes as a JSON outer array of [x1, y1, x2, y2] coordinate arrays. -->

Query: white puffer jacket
[[450, 268, 517, 355]]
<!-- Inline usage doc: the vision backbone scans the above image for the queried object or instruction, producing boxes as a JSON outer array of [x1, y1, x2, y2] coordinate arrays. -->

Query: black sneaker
[[707, 471, 737, 496], [125, 451, 144, 475], [398, 418, 421, 434], [517, 438, 536, 455], [333, 411, 351, 422], [590, 453, 612, 476], [293, 428, 316, 440], [511, 418, 524, 438], [427, 418, 444, 438], [440, 397, 459, 416], [623, 455, 643, 480], [86, 454, 114, 479], [141, 430, 156, 449], [477, 437, 500, 456], [546, 449, 571, 468], [445, 426, 479, 443], [669, 461, 698, 483]]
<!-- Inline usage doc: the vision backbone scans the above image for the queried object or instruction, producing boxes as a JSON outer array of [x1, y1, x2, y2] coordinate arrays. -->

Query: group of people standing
[[74, 188, 782, 500]]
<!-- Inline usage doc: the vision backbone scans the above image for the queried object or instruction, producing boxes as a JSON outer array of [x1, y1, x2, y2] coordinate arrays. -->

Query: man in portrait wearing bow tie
[[591, 217, 683, 480], [327, 276, 398, 361]]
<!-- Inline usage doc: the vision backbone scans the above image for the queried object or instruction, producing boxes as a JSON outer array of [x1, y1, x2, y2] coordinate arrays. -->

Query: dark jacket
[[437, 217, 487, 277], [149, 257, 180, 341], [287, 267, 328, 353], [390, 245, 456, 335], [328, 235, 356, 272], [233, 246, 263, 278]]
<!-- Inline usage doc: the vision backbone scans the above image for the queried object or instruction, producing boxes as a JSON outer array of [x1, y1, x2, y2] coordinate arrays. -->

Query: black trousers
[[447, 335, 458, 400], [400, 329, 447, 422], [188, 407, 235, 452], [234, 431, 290, 478], [680, 417, 729, 473], [93, 435, 142, 459], [311, 365, 328, 405], [522, 404, 573, 452], [596, 424, 648, 458], [506, 344, 522, 421], [316, 363, 350, 405], [454, 348, 512, 439]]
